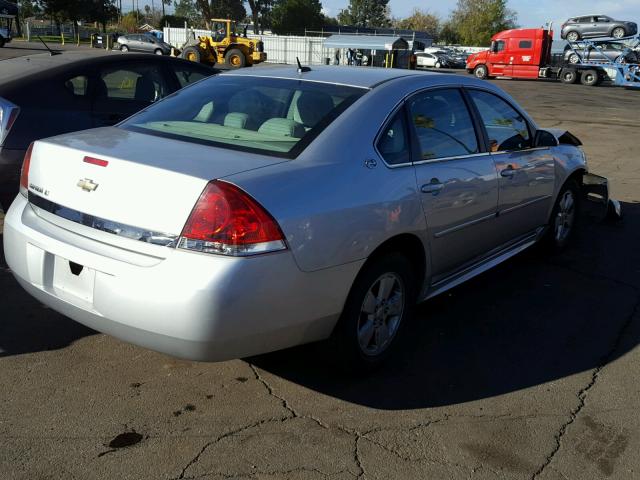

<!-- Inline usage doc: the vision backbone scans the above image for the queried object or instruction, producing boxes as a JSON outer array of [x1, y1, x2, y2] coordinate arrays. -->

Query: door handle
[[421, 181, 444, 194], [500, 166, 517, 178]]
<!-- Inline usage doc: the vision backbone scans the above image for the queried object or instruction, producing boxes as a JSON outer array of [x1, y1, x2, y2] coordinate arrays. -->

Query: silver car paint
[[3, 67, 591, 361]]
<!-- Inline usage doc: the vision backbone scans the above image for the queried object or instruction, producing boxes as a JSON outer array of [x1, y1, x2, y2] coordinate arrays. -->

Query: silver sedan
[[3, 66, 616, 370]]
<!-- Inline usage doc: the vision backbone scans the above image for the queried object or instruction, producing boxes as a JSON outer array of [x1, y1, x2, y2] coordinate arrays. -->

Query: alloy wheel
[[554, 190, 576, 243], [357, 273, 405, 356]]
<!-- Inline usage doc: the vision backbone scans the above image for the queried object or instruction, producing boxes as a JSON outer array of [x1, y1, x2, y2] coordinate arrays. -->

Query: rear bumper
[[3, 195, 361, 361]]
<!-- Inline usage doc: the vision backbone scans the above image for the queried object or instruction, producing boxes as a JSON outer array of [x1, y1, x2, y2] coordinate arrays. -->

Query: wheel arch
[[359, 233, 428, 297]]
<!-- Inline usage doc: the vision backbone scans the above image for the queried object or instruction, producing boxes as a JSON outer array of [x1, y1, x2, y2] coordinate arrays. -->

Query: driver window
[[469, 90, 532, 152]]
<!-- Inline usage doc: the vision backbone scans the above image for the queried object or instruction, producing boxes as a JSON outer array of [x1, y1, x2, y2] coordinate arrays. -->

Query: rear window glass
[[120, 75, 366, 158]]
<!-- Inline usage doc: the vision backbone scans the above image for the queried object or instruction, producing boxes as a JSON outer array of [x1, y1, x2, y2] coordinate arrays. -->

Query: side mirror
[[534, 129, 559, 148]]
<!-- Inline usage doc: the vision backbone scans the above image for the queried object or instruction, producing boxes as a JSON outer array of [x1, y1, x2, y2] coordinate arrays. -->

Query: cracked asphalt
[[1, 72, 640, 480]]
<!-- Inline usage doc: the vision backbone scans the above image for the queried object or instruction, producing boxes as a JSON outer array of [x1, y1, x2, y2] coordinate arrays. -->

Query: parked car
[[415, 52, 452, 68], [0, 52, 217, 211], [114, 33, 173, 55], [3, 66, 618, 370], [561, 15, 638, 41], [564, 41, 640, 64]]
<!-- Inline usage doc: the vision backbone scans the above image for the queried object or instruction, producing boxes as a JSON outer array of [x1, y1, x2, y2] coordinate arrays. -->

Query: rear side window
[[468, 90, 531, 152], [407, 88, 479, 161], [97, 64, 169, 102], [64, 75, 89, 96], [120, 76, 365, 158], [519, 40, 532, 49], [377, 110, 410, 165]]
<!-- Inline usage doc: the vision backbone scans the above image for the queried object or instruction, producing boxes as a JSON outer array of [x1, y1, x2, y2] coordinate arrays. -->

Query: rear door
[[467, 89, 555, 243], [91, 61, 171, 126], [406, 88, 500, 278]]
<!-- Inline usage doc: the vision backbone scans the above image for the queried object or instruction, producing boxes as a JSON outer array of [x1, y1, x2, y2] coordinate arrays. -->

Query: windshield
[[120, 75, 366, 158]]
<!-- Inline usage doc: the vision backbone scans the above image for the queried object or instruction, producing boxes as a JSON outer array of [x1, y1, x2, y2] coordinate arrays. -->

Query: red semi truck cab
[[466, 28, 553, 79]]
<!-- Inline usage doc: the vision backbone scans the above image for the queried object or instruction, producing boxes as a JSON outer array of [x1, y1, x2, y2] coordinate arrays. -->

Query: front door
[[487, 39, 508, 76], [467, 89, 555, 244], [407, 88, 500, 279]]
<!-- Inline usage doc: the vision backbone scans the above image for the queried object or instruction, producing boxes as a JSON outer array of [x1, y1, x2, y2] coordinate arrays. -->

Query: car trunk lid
[[25, 127, 286, 248]]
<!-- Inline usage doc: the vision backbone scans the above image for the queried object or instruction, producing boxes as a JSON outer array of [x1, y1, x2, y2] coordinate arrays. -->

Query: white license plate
[[52, 255, 96, 303]]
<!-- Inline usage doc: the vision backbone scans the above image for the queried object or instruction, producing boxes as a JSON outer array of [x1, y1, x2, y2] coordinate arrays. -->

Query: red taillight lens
[[179, 180, 286, 256], [19, 142, 34, 196]]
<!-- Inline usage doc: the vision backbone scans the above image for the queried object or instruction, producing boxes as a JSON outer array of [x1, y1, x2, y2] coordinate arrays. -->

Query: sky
[[323, 0, 639, 34], [136, 0, 639, 40]]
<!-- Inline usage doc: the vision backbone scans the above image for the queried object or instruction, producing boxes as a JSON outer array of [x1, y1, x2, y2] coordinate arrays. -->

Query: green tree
[[395, 8, 439, 36], [195, 0, 246, 27], [338, 0, 390, 28], [246, 0, 273, 34], [449, 0, 516, 46], [270, 0, 322, 35], [173, 0, 199, 24], [438, 20, 460, 44]]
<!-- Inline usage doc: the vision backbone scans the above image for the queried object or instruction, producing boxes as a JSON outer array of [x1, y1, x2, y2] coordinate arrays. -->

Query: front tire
[[181, 46, 201, 63], [435, 61, 441, 68], [474, 64, 488, 80], [568, 53, 580, 64], [120, 44, 129, 52], [541, 180, 580, 252], [330, 253, 416, 372], [611, 27, 626, 39], [0, 37, 5, 48], [154, 48, 163, 55]]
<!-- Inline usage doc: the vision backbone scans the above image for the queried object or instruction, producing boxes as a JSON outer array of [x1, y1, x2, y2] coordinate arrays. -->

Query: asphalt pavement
[[0, 60, 639, 480]]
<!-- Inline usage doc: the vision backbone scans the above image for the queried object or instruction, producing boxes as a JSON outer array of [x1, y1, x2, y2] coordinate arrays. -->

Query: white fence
[[164, 27, 339, 65]]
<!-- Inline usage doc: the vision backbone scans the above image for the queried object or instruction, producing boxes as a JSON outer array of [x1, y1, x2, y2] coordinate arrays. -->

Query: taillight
[[19, 142, 34, 197], [178, 180, 286, 256], [0, 97, 20, 146]]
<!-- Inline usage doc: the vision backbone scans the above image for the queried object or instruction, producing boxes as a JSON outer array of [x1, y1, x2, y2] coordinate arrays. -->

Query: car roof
[[221, 65, 431, 89], [0, 52, 212, 84]]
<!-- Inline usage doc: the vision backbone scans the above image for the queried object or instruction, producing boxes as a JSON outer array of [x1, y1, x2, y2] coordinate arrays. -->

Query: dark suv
[[561, 15, 638, 41]]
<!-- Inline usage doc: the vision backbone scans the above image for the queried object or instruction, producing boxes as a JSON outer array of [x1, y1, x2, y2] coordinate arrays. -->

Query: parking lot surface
[[1, 68, 639, 479]]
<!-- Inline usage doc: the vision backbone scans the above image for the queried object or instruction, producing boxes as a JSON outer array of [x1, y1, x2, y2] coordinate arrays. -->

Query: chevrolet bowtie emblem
[[77, 178, 99, 192]]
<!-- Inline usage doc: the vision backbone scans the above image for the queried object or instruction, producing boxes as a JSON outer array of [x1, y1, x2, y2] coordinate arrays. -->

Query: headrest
[[258, 118, 305, 138]]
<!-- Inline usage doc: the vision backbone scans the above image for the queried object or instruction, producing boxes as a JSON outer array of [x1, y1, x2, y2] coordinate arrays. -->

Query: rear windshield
[[120, 75, 367, 158]]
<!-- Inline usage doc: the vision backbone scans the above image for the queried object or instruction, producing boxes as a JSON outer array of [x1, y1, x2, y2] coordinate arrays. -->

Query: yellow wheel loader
[[180, 19, 266, 68]]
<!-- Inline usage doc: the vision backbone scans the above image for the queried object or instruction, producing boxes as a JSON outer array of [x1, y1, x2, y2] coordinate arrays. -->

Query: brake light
[[178, 180, 286, 256], [19, 142, 34, 197]]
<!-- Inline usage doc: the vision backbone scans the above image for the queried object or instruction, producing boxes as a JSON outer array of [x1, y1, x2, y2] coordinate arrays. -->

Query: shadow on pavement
[[0, 232, 96, 358], [250, 201, 640, 409]]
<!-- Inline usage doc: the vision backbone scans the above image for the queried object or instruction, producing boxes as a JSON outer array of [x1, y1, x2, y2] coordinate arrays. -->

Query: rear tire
[[611, 27, 626, 39], [435, 61, 441, 68], [120, 44, 129, 52], [566, 31, 580, 42], [474, 64, 488, 80], [580, 69, 601, 86], [225, 48, 246, 68], [329, 253, 416, 373], [0, 37, 5, 48], [540, 180, 580, 253], [560, 69, 579, 84]]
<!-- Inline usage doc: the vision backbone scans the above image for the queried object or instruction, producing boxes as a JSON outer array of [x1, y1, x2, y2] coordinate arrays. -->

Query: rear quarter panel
[[227, 76, 434, 274]]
